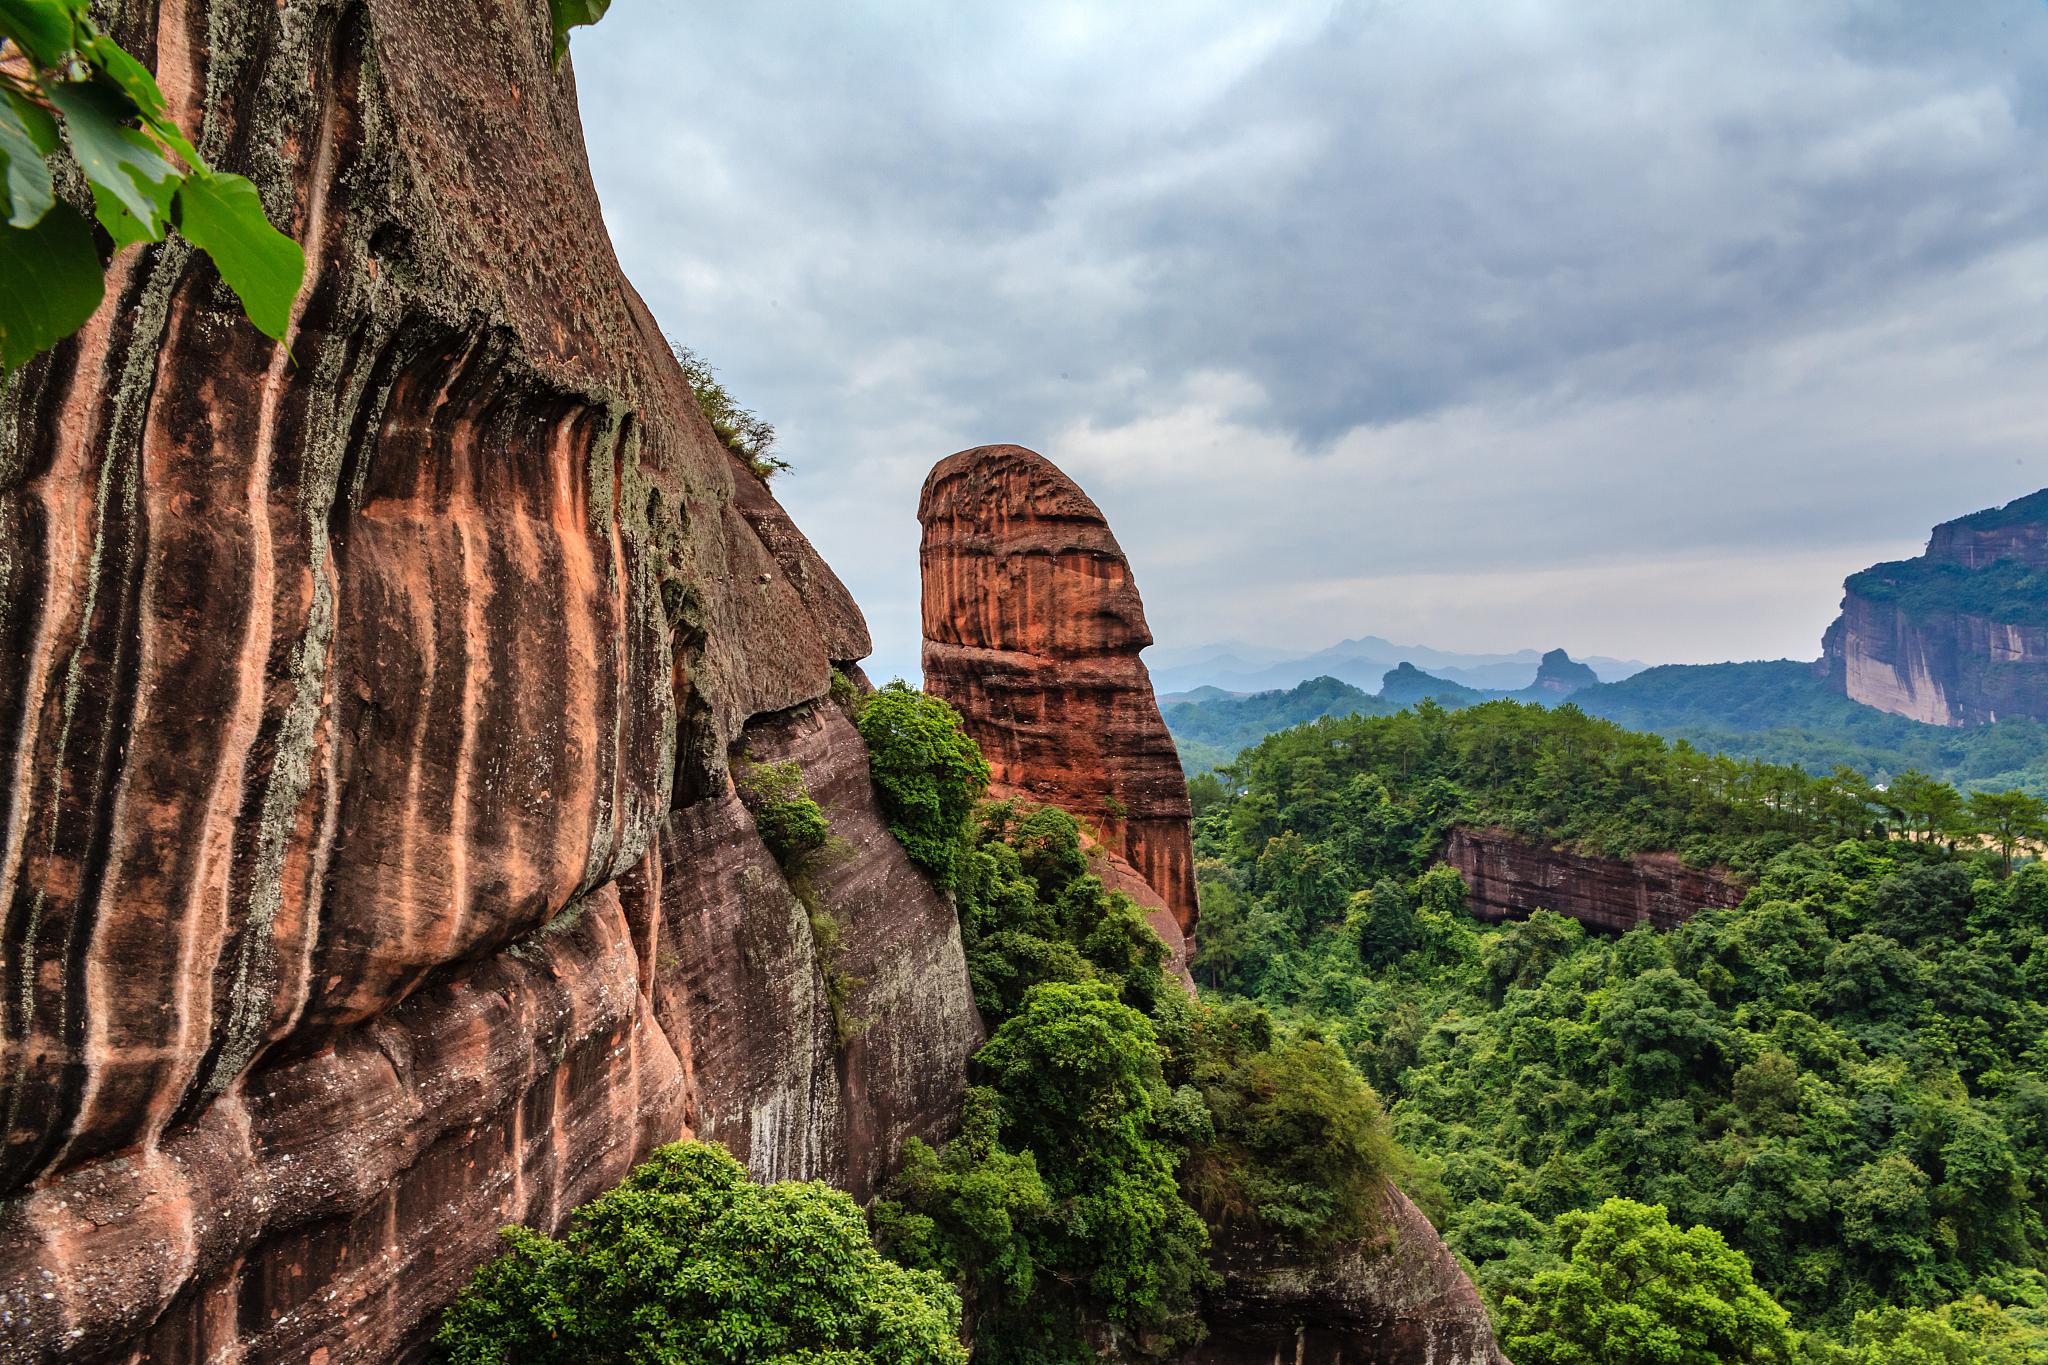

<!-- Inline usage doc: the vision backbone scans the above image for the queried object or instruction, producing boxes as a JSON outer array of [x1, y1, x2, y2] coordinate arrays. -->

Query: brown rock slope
[[0, 2, 978, 1360], [1821, 488, 2048, 726], [917, 444, 1503, 1365], [919, 444, 1197, 936], [1444, 827, 1746, 933]]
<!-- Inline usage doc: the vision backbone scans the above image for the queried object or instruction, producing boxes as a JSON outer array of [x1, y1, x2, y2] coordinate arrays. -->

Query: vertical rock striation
[[0, 2, 979, 1359], [1444, 826, 1746, 933], [916, 445, 1503, 1364], [1821, 488, 2048, 726], [918, 444, 1197, 935]]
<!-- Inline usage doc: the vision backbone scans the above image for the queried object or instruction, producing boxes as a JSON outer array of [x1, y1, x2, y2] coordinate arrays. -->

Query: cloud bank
[[575, 1, 2048, 684]]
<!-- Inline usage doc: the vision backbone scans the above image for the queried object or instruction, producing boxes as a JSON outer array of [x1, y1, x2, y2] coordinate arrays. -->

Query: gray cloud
[[574, 1, 2048, 685]]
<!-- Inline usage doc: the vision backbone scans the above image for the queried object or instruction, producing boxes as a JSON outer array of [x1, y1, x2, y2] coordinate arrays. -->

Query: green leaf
[[0, 94, 55, 227], [173, 170, 303, 341], [84, 33, 170, 123], [547, 0, 609, 67], [0, 200, 103, 371], [89, 175, 163, 248], [0, 0, 81, 68], [47, 80, 179, 232]]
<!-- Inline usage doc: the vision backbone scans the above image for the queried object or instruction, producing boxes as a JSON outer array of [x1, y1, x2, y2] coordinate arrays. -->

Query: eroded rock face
[[918, 444, 1197, 932], [1821, 489, 2048, 726], [0, 2, 977, 1359], [1179, 1189, 1508, 1365], [918, 446, 1504, 1364], [1444, 826, 1746, 932]]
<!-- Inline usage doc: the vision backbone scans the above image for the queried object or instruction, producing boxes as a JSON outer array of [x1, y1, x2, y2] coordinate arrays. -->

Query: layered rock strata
[[0, 2, 977, 1359], [1444, 826, 1746, 933], [919, 444, 1197, 933], [1821, 489, 2048, 726], [917, 444, 1503, 1362]]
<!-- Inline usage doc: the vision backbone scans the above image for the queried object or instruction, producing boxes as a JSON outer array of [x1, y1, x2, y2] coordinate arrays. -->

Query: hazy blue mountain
[[1147, 633, 1648, 696]]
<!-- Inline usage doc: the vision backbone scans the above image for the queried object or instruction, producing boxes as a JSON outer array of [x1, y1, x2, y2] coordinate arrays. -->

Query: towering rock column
[[918, 444, 1197, 935]]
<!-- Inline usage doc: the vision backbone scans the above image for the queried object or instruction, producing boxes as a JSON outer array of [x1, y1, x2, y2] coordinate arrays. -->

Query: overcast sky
[[575, 1, 2048, 686]]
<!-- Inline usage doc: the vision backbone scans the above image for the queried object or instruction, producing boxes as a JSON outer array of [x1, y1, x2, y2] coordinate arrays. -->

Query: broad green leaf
[[3, 89, 58, 155], [0, 0, 79, 68], [174, 170, 303, 341], [0, 95, 54, 227], [89, 175, 163, 248], [84, 33, 170, 123], [547, 0, 610, 67], [0, 200, 103, 371], [47, 80, 179, 232]]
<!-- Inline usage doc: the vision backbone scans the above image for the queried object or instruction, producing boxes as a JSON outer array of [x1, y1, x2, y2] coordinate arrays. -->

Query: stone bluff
[[1822, 487, 2048, 727], [919, 445, 1199, 971], [917, 445, 1505, 1365], [0, 1, 982, 1358]]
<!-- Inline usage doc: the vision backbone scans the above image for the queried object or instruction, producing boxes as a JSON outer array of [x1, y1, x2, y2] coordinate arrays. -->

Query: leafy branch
[[0, 0, 304, 372]]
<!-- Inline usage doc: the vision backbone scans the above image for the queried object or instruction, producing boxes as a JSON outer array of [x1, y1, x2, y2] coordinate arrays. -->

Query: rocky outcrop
[[918, 446, 1503, 1364], [1444, 826, 1746, 932], [0, 2, 978, 1359], [919, 444, 1197, 933], [1180, 1190, 1508, 1365], [1821, 489, 2048, 726], [1521, 648, 1598, 698]]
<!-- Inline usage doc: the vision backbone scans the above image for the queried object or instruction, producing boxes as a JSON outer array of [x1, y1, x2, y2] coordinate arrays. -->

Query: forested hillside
[[1191, 702, 2048, 1360], [1164, 663, 2048, 795]]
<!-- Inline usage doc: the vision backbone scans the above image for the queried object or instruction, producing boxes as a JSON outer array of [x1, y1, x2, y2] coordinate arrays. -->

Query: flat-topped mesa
[[919, 444, 1197, 935]]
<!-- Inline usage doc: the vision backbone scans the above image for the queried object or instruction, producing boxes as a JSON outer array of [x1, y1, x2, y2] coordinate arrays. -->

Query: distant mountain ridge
[[1147, 635, 1648, 696]]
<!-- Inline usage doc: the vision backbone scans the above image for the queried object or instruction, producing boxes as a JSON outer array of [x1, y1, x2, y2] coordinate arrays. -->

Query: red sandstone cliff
[[1821, 489, 2048, 726], [919, 445, 1197, 937], [916, 444, 1503, 1365], [1443, 826, 1746, 932], [0, 3, 979, 1359]]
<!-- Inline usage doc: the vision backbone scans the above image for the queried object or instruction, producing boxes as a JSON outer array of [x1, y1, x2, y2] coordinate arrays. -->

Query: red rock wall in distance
[[1444, 826, 1747, 932], [918, 444, 1198, 932]]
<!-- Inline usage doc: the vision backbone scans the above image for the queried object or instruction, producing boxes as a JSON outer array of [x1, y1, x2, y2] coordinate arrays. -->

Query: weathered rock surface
[[1821, 489, 2048, 726], [1444, 826, 1746, 932], [917, 445, 1503, 1363], [919, 444, 1197, 932], [0, 2, 978, 1359], [1178, 1190, 1508, 1365]]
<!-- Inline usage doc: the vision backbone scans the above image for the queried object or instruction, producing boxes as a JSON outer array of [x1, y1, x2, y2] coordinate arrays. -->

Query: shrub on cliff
[[669, 340, 790, 481], [436, 1142, 966, 1365], [736, 758, 831, 865], [857, 683, 989, 885]]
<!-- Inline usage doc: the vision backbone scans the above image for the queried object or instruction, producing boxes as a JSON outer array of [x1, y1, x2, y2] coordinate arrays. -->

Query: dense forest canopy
[[1190, 700, 2048, 1360]]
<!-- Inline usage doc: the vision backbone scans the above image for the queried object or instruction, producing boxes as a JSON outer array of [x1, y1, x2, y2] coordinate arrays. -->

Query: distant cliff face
[[0, 2, 978, 1359], [919, 444, 1198, 935], [1526, 647, 1598, 696], [1822, 490, 2048, 726], [1444, 826, 1746, 932]]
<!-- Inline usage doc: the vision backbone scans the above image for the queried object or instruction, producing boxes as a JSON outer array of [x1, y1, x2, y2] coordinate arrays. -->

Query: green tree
[[1500, 1198, 1797, 1365], [856, 683, 990, 885], [1965, 788, 2047, 874], [1, 0, 303, 369], [437, 1142, 966, 1365], [973, 981, 1212, 1350]]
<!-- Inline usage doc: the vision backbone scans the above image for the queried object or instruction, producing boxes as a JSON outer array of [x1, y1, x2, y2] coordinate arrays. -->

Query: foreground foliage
[[0, 0, 302, 369], [1192, 700, 2048, 1357], [864, 687, 1401, 1361], [438, 1142, 966, 1365]]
